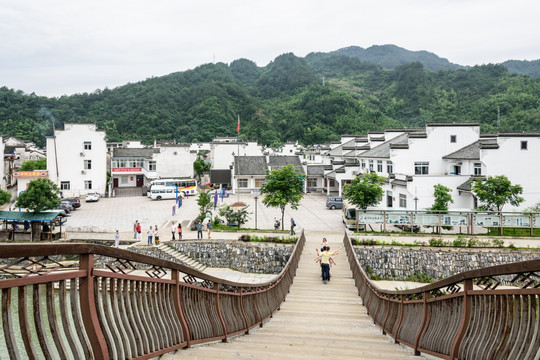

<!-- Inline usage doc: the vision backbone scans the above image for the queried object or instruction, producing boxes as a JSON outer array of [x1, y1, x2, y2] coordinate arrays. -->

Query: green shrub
[[491, 238, 505, 247], [429, 238, 446, 247], [452, 236, 468, 247]]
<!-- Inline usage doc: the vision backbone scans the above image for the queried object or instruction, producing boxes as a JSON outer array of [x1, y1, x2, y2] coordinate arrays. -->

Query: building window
[[399, 194, 407, 208], [521, 141, 528, 150], [377, 160, 383, 172], [369, 160, 374, 171], [84, 180, 92, 190], [450, 135, 457, 143], [361, 160, 366, 169], [453, 165, 461, 175], [121, 176, 128, 184], [474, 162, 482, 176], [387, 161, 393, 174], [84, 141, 92, 150], [414, 162, 429, 175], [84, 160, 92, 170], [255, 178, 265, 188], [307, 178, 317, 188], [60, 181, 70, 190], [238, 179, 248, 188], [148, 160, 157, 171]]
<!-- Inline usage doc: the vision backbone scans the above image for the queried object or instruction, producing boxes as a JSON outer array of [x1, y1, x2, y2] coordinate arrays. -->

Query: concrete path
[[161, 231, 420, 359]]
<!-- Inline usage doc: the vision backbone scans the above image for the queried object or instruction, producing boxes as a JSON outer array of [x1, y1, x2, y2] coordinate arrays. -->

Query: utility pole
[[497, 106, 500, 128]]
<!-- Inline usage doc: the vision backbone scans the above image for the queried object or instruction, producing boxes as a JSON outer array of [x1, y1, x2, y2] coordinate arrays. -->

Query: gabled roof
[[307, 165, 325, 176], [234, 156, 267, 176], [359, 133, 409, 159], [268, 156, 305, 174], [457, 176, 485, 192], [442, 139, 499, 160]]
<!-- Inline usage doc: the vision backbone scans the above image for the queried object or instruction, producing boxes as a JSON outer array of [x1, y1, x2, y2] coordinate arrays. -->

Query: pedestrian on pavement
[[136, 222, 142, 240], [207, 219, 212, 239], [171, 221, 176, 240], [114, 230, 120, 248], [196, 220, 203, 239], [133, 220, 138, 239], [154, 225, 160, 245], [147, 226, 153, 245], [177, 222, 183, 240], [322, 237, 328, 248], [290, 218, 296, 235], [317, 246, 340, 284]]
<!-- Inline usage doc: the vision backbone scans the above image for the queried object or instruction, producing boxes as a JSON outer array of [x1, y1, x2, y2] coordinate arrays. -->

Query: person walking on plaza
[[171, 221, 176, 240], [177, 222, 183, 240], [154, 225, 160, 245], [136, 221, 142, 241], [290, 218, 296, 235], [147, 226, 153, 246], [207, 219, 212, 239], [196, 220, 203, 239], [114, 230, 120, 248], [133, 220, 138, 239]]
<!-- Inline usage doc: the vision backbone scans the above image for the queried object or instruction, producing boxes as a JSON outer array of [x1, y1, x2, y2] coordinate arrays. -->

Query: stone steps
[[156, 243, 208, 272], [161, 231, 421, 359]]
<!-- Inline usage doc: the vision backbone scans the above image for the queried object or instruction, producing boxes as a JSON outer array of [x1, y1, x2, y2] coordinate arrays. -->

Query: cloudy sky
[[1, 0, 539, 97]]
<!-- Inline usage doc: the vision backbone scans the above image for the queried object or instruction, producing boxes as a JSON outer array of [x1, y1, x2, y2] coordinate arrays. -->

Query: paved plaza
[[63, 192, 345, 237]]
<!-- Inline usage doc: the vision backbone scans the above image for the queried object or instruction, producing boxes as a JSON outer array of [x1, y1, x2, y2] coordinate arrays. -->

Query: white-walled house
[[47, 123, 107, 197], [152, 143, 197, 179]]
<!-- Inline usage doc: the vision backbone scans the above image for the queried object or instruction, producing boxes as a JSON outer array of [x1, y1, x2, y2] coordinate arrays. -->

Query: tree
[[0, 189, 11, 205], [196, 191, 213, 220], [19, 158, 47, 170], [343, 172, 385, 210], [472, 175, 524, 213], [15, 178, 60, 212], [218, 204, 250, 229], [260, 164, 304, 230], [430, 184, 454, 211], [193, 154, 210, 181]]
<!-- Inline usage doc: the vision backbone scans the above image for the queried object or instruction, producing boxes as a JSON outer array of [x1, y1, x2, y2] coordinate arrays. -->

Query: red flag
[[236, 115, 240, 133]]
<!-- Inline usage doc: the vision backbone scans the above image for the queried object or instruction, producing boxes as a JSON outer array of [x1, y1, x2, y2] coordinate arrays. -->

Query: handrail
[[343, 231, 540, 360], [0, 231, 305, 359]]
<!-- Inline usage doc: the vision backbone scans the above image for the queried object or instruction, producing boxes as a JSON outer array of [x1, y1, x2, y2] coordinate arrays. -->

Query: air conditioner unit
[[81, 170, 86, 175], [80, 152, 85, 157]]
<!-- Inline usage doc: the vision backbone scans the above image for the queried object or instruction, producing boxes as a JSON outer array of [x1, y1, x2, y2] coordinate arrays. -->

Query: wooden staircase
[[161, 231, 421, 359]]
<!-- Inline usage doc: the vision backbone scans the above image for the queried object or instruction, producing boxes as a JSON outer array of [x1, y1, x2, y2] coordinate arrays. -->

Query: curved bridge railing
[[0, 231, 305, 359], [343, 232, 540, 360]]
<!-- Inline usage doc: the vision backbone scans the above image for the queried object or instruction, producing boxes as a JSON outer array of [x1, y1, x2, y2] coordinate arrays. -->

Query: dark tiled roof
[[391, 179, 408, 187], [443, 139, 498, 160], [307, 165, 325, 176], [360, 133, 409, 159], [268, 155, 305, 174], [113, 148, 154, 158], [235, 156, 267, 175], [457, 176, 486, 191]]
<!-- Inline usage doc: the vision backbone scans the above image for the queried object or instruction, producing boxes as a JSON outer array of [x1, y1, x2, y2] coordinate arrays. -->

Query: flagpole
[[237, 114, 240, 201]]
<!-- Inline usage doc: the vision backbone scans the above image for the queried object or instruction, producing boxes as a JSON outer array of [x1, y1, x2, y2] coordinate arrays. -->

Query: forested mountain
[[1, 47, 540, 148]]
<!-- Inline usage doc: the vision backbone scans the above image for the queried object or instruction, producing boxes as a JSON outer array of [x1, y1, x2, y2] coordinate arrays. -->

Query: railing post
[[450, 279, 473, 359], [239, 288, 250, 334], [214, 283, 228, 342], [79, 254, 109, 360], [394, 295, 405, 343], [171, 270, 191, 347], [413, 291, 430, 356]]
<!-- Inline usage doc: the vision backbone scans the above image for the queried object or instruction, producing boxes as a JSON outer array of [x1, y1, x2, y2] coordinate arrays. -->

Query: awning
[[0, 211, 65, 222]]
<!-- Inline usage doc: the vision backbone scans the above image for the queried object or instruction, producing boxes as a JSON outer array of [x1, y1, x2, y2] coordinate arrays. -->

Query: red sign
[[112, 168, 142, 173], [13, 171, 48, 177]]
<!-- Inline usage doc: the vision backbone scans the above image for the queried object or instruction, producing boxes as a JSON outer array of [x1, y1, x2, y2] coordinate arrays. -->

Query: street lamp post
[[254, 196, 258, 230]]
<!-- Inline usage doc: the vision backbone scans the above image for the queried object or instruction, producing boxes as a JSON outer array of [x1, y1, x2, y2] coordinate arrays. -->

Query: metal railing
[[0, 231, 305, 359], [343, 232, 540, 360]]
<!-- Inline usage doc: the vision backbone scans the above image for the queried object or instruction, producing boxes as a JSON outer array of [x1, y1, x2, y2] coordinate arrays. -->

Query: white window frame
[[474, 162, 482, 176], [84, 141, 92, 150], [377, 160, 383, 172], [387, 161, 393, 174], [84, 180, 92, 190], [399, 194, 407, 208], [238, 178, 248, 188], [60, 181, 70, 190], [414, 162, 429, 175], [369, 160, 374, 171], [84, 160, 92, 170]]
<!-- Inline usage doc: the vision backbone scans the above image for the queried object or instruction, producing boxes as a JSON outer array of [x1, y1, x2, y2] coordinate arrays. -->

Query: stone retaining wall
[[171, 241, 293, 274], [354, 246, 540, 281]]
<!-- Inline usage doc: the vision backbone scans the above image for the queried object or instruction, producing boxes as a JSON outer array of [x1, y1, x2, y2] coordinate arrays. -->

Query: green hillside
[[1, 48, 540, 148]]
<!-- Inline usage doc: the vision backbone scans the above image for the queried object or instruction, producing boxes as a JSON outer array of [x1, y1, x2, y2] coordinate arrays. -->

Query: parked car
[[55, 201, 72, 213], [208, 189, 231, 197], [63, 197, 81, 208], [85, 192, 100, 202], [326, 196, 343, 210]]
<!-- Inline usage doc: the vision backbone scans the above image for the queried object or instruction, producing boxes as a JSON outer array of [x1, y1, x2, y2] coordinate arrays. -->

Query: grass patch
[[486, 227, 540, 237], [238, 234, 297, 244]]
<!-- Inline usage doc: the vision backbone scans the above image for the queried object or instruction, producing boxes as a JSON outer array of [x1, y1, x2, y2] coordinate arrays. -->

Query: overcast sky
[[1, 0, 539, 97]]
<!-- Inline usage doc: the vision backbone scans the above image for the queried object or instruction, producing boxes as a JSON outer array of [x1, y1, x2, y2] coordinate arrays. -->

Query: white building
[[47, 123, 107, 197]]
